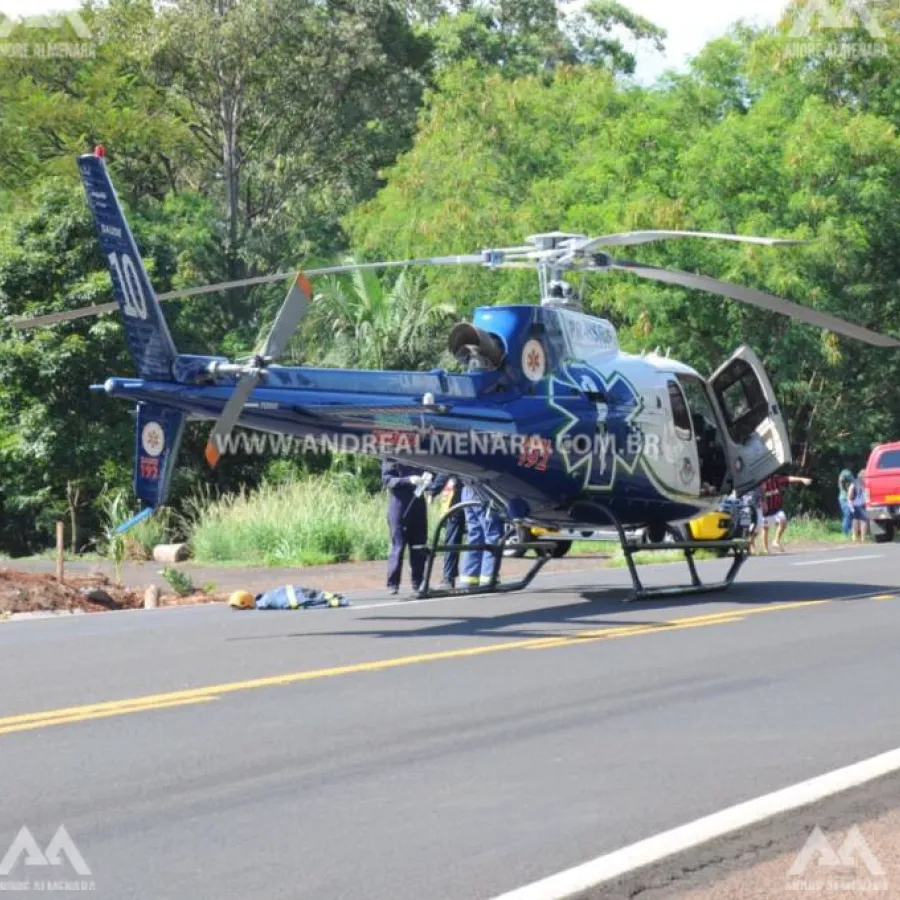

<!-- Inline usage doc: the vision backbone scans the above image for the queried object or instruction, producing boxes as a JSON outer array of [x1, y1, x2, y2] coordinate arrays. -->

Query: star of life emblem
[[141, 421, 165, 458], [522, 339, 547, 382]]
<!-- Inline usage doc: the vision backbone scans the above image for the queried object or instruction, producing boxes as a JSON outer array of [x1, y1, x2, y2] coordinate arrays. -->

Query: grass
[[124, 511, 173, 561], [782, 513, 845, 543], [605, 548, 721, 568], [570, 541, 619, 556], [187, 474, 390, 567]]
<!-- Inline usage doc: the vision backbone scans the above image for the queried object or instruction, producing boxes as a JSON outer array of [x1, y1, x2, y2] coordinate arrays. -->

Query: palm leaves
[[302, 259, 457, 370]]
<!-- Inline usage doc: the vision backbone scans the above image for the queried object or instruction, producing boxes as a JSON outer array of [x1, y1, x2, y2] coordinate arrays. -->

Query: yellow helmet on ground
[[228, 590, 255, 610]]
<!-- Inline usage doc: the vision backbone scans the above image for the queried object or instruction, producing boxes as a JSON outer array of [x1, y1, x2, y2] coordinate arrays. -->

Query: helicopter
[[12, 147, 900, 600]]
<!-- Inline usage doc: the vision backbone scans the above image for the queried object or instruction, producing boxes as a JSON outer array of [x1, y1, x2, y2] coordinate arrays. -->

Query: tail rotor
[[204, 272, 314, 467]]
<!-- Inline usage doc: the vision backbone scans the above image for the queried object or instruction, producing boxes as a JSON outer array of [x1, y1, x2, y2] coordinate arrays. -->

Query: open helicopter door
[[708, 345, 791, 494]]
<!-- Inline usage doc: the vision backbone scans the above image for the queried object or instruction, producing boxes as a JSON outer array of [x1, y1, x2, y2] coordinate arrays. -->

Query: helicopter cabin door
[[707, 345, 791, 495]]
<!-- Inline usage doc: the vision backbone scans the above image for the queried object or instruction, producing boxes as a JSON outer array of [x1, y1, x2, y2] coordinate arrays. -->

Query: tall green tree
[[146, 0, 431, 280], [417, 0, 665, 76]]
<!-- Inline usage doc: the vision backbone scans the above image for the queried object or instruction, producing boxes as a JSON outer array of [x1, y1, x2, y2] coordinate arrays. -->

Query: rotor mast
[[527, 232, 586, 310]]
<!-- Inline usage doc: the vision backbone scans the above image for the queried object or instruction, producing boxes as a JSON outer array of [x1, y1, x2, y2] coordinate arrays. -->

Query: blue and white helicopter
[[15, 148, 900, 599]]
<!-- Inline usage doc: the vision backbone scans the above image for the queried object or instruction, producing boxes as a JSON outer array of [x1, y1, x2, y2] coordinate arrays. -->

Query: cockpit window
[[667, 381, 692, 441], [677, 375, 719, 436], [712, 360, 768, 444]]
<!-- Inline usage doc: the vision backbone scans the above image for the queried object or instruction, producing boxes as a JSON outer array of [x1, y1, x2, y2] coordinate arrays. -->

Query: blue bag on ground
[[254, 586, 349, 609]]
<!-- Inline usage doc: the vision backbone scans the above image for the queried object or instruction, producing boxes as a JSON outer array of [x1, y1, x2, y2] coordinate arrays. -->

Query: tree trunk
[[221, 91, 241, 279]]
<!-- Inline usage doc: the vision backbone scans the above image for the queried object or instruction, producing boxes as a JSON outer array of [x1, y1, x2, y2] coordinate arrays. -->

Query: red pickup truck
[[864, 441, 900, 543]]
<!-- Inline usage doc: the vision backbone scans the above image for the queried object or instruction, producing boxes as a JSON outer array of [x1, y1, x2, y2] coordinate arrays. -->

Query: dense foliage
[[1, 0, 898, 553]]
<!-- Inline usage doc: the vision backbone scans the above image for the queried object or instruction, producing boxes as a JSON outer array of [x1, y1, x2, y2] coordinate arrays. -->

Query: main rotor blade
[[8, 254, 490, 330], [9, 301, 118, 328], [602, 257, 900, 348], [575, 231, 805, 254], [203, 372, 261, 468], [260, 272, 313, 360]]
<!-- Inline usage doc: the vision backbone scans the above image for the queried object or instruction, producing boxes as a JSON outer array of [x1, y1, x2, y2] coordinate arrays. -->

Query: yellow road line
[[0, 697, 216, 737], [529, 600, 830, 650], [527, 613, 747, 650], [0, 597, 852, 738]]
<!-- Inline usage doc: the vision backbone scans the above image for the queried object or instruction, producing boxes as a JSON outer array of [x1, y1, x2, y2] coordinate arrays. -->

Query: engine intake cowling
[[448, 323, 505, 371]]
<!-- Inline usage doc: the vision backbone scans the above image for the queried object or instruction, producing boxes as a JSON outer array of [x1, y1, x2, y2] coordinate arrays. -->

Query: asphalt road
[[0, 545, 899, 899]]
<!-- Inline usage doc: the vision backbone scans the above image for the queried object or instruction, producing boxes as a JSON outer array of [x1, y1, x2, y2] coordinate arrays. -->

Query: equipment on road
[[11, 148, 899, 600], [229, 586, 348, 610], [228, 591, 255, 610]]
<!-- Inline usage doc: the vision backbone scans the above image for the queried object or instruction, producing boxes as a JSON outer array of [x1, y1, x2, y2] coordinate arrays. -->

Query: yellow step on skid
[[686, 512, 732, 542]]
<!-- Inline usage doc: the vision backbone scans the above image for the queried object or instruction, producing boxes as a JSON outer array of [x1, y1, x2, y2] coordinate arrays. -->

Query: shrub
[[186, 474, 391, 566]]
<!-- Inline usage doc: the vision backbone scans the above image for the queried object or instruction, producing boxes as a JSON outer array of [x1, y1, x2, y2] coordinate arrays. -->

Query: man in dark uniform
[[427, 473, 464, 589], [381, 459, 430, 594]]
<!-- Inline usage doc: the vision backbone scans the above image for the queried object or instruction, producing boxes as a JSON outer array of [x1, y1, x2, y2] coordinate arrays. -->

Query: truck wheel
[[504, 525, 531, 558], [551, 540, 573, 558], [872, 522, 895, 544]]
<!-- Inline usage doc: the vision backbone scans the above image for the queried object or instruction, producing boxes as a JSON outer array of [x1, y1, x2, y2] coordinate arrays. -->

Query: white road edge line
[[488, 746, 900, 900], [355, 595, 461, 611], [793, 554, 884, 567]]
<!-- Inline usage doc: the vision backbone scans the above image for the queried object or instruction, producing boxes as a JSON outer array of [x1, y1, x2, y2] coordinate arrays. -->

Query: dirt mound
[[0, 568, 223, 615], [0, 568, 143, 614]]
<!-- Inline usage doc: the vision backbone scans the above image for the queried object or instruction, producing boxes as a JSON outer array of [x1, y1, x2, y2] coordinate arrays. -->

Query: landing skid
[[416, 501, 553, 600], [413, 500, 749, 602], [574, 500, 749, 602], [618, 538, 748, 601]]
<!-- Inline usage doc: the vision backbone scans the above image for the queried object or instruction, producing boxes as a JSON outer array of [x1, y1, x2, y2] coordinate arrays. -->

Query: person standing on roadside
[[849, 469, 869, 543], [427, 473, 464, 589], [381, 459, 431, 595], [838, 468, 855, 537], [759, 472, 813, 553], [459, 483, 505, 590]]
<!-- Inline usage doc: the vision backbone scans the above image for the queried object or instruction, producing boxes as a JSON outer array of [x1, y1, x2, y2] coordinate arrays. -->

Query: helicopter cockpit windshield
[[676, 374, 729, 495]]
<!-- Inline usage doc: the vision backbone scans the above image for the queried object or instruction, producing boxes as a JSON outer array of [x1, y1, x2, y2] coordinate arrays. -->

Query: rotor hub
[[541, 278, 581, 310]]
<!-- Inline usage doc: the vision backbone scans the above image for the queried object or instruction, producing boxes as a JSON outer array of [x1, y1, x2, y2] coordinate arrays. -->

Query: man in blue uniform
[[459, 483, 505, 589], [427, 473, 464, 589], [381, 459, 430, 594]]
